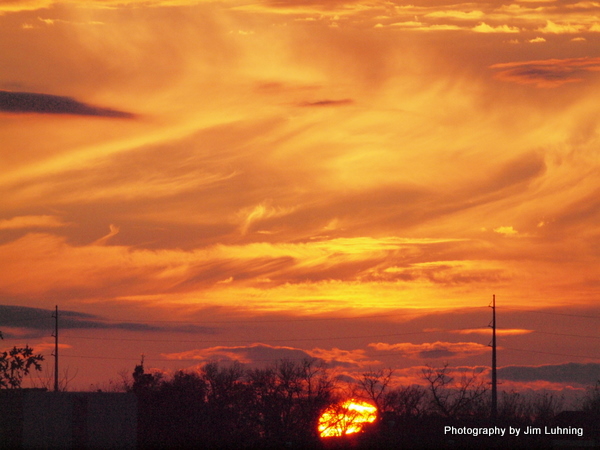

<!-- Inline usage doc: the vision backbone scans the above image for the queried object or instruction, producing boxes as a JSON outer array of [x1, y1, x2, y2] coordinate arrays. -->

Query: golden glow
[[318, 399, 377, 438], [453, 328, 534, 336], [2, 0, 600, 391]]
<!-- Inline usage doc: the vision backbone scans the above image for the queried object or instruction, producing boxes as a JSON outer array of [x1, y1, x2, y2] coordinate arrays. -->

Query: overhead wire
[[59, 331, 431, 344], [65, 311, 434, 325], [501, 347, 599, 360], [4, 307, 599, 363], [519, 310, 600, 320]]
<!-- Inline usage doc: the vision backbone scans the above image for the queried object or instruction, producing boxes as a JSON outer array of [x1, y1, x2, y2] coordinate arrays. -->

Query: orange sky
[[1, 0, 599, 391]]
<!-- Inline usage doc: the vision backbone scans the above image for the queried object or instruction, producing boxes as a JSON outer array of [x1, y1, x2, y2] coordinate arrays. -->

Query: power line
[[58, 350, 444, 364], [59, 354, 343, 363], [10, 303, 600, 368], [55, 325, 600, 345], [5, 327, 599, 347], [52, 307, 491, 326], [61, 331, 431, 344], [502, 347, 599, 360], [519, 310, 600, 320], [61, 354, 142, 361], [2, 307, 597, 329], [54, 340, 600, 367], [62, 344, 600, 365], [0, 316, 53, 325], [12, 305, 596, 330], [533, 331, 600, 340], [73, 312, 423, 325]]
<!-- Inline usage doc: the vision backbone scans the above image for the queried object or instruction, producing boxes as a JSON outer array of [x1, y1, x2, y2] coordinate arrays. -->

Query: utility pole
[[490, 294, 497, 420], [52, 305, 59, 392]]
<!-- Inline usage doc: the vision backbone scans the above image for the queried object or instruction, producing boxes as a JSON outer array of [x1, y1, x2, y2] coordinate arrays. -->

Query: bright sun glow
[[318, 399, 378, 438]]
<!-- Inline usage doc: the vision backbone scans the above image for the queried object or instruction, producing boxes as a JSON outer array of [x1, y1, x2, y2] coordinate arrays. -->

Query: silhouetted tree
[[131, 356, 162, 394], [581, 380, 600, 414], [157, 370, 209, 447], [497, 390, 534, 423], [202, 361, 257, 446], [318, 399, 371, 437], [357, 368, 395, 413], [532, 391, 564, 424], [31, 365, 77, 392], [0, 331, 44, 389], [421, 363, 488, 419], [247, 358, 335, 447], [386, 384, 427, 419]]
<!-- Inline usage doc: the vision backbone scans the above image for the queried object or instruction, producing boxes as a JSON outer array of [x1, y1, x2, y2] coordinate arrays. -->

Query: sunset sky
[[1, 0, 599, 393]]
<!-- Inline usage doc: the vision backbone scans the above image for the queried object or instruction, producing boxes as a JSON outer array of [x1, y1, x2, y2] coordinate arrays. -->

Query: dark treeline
[[128, 358, 334, 449], [119, 359, 600, 449]]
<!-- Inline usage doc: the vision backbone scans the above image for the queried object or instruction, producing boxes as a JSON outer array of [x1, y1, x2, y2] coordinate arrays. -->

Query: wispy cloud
[[162, 343, 379, 369], [93, 224, 120, 245], [162, 343, 321, 365], [0, 304, 216, 337], [0, 91, 135, 117], [536, 20, 587, 34], [490, 57, 600, 87], [369, 341, 490, 359], [298, 99, 354, 107], [0, 215, 67, 230], [472, 22, 519, 33], [450, 328, 533, 336], [2, 0, 600, 389]]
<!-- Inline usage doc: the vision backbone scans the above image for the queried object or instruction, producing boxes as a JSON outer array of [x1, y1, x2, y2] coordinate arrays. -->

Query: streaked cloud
[[93, 224, 120, 245], [498, 363, 600, 386], [307, 347, 377, 367], [162, 343, 322, 365], [0, 304, 216, 338], [537, 20, 587, 34], [369, 341, 490, 359], [0, 0, 54, 13], [1, 0, 600, 390], [425, 10, 485, 20], [490, 57, 600, 87], [450, 328, 534, 336], [0, 215, 67, 230], [0, 0, 230, 13], [298, 98, 354, 107], [0, 91, 135, 117]]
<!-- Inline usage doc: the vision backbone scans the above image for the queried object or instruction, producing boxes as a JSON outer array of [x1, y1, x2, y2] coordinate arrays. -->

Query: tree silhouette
[[116, 359, 600, 448], [131, 356, 162, 394], [386, 384, 427, 419], [247, 358, 335, 446], [0, 331, 44, 389], [357, 368, 395, 412], [582, 380, 600, 414], [421, 363, 488, 419]]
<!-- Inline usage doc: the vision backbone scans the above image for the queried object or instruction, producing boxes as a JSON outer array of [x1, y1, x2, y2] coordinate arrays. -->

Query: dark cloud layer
[[498, 363, 600, 386], [0, 304, 215, 336], [0, 90, 134, 117]]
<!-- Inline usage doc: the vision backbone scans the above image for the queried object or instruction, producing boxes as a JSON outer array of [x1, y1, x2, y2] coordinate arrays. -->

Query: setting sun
[[318, 399, 377, 438]]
